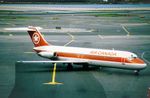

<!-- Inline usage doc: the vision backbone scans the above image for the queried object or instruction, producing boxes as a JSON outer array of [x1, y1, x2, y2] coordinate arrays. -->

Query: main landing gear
[[82, 64, 89, 70], [66, 63, 89, 71], [67, 63, 73, 70]]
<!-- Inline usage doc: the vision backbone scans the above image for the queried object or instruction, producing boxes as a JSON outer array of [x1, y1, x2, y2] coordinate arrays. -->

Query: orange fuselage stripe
[[56, 52, 131, 63], [56, 52, 144, 64]]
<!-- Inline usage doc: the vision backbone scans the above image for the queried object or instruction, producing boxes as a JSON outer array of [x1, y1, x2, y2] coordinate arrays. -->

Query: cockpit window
[[128, 54, 137, 60], [131, 54, 137, 59]]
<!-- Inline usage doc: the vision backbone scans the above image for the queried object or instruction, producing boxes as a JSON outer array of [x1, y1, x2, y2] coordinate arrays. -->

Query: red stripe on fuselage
[[56, 52, 131, 63], [56, 52, 145, 64]]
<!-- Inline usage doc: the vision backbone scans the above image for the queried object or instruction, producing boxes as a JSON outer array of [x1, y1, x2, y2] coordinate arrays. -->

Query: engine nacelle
[[38, 52, 57, 59]]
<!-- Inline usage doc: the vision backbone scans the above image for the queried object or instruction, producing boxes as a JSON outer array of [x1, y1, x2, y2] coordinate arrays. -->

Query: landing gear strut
[[134, 70, 140, 75], [82, 64, 89, 70], [67, 63, 73, 70]]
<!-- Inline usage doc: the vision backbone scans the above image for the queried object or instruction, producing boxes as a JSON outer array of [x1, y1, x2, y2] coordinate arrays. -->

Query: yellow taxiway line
[[43, 63, 63, 85], [64, 32, 74, 46], [121, 25, 131, 37]]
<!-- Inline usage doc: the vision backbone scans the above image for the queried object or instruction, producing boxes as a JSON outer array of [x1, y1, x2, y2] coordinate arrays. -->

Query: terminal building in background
[[1, 0, 150, 3]]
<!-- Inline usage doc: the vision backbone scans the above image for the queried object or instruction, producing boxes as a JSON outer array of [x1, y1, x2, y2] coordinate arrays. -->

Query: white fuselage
[[34, 45, 147, 70]]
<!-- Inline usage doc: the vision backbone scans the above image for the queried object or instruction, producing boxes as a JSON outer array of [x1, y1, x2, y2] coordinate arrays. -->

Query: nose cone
[[131, 58, 147, 69], [139, 63, 147, 69], [132, 58, 145, 64]]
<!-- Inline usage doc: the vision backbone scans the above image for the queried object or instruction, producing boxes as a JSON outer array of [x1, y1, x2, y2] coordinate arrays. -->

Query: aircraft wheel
[[134, 70, 140, 75], [82, 64, 89, 70]]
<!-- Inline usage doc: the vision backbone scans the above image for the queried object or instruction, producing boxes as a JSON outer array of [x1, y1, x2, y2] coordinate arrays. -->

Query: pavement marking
[[121, 25, 131, 37], [98, 34, 104, 39], [64, 32, 74, 46], [43, 63, 63, 85], [9, 34, 13, 36], [121, 23, 148, 26], [141, 52, 150, 65]]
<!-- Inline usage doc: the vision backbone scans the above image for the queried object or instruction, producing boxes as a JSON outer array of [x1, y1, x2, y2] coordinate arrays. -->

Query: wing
[[17, 60, 88, 64]]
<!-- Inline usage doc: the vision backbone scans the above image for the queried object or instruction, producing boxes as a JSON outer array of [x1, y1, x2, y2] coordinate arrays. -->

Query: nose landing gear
[[134, 70, 140, 75]]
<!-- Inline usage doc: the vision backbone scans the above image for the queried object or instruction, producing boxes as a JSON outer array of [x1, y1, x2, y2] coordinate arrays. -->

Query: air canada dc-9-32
[[18, 26, 147, 75]]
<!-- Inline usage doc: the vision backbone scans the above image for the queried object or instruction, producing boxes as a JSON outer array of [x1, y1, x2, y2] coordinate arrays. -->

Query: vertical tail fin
[[27, 26, 49, 47]]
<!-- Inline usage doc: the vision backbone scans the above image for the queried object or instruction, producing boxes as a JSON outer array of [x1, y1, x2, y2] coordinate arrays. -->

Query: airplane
[[19, 26, 147, 75]]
